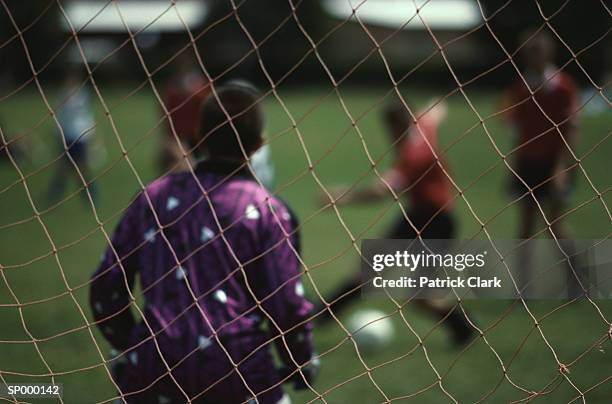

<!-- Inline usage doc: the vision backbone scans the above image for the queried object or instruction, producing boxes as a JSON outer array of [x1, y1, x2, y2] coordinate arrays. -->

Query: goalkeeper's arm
[[253, 200, 317, 389], [90, 204, 140, 351]]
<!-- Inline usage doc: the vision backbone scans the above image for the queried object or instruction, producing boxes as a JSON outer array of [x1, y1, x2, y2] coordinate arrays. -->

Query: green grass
[[0, 83, 610, 403]]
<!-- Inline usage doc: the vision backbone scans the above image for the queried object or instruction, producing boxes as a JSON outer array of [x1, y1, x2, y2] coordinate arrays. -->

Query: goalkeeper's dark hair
[[198, 81, 264, 160]]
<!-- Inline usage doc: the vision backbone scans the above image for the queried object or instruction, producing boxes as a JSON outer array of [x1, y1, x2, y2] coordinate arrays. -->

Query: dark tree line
[[1, 1, 608, 87]]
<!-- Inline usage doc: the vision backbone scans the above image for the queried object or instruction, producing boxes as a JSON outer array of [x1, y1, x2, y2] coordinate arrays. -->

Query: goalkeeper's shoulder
[[230, 179, 296, 225]]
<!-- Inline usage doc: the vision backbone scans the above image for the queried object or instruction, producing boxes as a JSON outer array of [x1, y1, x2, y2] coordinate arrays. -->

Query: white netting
[[0, 1, 610, 403]]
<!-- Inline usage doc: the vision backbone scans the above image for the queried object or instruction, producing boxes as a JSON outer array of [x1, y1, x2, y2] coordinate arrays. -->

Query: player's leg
[[317, 209, 474, 346], [546, 163, 577, 241], [513, 161, 546, 294], [314, 214, 418, 320], [546, 173, 587, 298], [410, 210, 475, 346], [69, 140, 99, 205], [314, 276, 363, 323], [316, 208, 474, 345], [46, 142, 72, 204], [518, 197, 538, 240], [514, 159, 582, 296], [515, 197, 538, 295], [314, 214, 415, 323]]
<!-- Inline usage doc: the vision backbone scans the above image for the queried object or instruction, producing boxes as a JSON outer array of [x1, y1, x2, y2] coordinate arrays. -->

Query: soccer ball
[[348, 309, 394, 351]]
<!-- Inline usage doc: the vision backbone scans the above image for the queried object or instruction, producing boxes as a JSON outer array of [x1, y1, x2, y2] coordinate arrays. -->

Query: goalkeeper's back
[[90, 84, 314, 404]]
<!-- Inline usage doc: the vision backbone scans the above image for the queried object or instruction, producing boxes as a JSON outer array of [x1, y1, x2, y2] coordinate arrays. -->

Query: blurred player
[[319, 99, 474, 346], [500, 30, 581, 295], [501, 29, 578, 240], [46, 66, 101, 205], [91, 85, 317, 403], [160, 51, 210, 172]]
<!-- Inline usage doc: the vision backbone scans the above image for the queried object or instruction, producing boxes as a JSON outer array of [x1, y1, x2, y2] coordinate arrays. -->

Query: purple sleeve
[[90, 200, 140, 350], [255, 203, 314, 370]]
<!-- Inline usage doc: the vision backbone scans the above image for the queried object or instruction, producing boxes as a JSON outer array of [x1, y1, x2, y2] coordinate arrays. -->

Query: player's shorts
[[60, 137, 88, 165], [509, 160, 575, 202], [387, 209, 455, 240]]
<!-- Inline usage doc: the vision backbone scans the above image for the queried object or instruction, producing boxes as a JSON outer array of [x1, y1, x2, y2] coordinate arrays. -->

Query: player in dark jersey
[[91, 85, 316, 403], [319, 99, 474, 346]]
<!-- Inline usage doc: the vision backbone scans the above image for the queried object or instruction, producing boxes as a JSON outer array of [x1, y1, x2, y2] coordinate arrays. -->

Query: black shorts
[[387, 209, 455, 240], [61, 139, 88, 165], [510, 160, 575, 201]]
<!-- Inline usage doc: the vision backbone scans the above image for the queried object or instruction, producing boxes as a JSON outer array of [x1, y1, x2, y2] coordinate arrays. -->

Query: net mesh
[[0, 0, 610, 403]]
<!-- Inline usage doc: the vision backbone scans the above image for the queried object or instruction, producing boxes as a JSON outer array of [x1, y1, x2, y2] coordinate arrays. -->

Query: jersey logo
[[201, 226, 214, 242], [214, 289, 228, 304], [175, 266, 187, 280], [144, 228, 156, 243], [198, 335, 212, 351], [295, 281, 305, 297], [245, 204, 260, 220], [166, 196, 180, 211]]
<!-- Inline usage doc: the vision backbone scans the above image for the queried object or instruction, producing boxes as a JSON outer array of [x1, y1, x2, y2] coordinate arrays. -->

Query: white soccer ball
[[348, 309, 394, 351]]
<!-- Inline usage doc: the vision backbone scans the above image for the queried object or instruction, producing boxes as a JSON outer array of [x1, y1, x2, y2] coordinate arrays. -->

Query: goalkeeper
[[91, 84, 316, 403], [320, 99, 474, 346]]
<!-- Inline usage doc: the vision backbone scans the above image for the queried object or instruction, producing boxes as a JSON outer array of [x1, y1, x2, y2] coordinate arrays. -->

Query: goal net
[[0, 0, 610, 403]]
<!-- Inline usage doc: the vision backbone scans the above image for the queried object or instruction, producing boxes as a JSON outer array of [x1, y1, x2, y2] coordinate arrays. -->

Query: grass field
[[0, 84, 610, 403]]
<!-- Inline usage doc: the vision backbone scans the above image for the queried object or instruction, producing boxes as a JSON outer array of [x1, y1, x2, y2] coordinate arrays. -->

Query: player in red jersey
[[501, 30, 582, 296], [160, 51, 210, 172], [318, 99, 474, 346], [329, 99, 453, 237], [501, 30, 579, 241]]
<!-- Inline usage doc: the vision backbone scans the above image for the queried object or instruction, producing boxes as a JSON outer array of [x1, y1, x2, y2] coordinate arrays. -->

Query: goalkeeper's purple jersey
[[90, 160, 313, 403]]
